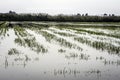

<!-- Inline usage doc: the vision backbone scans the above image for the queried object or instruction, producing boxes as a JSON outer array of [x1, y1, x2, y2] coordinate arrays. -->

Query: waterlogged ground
[[0, 22, 120, 80]]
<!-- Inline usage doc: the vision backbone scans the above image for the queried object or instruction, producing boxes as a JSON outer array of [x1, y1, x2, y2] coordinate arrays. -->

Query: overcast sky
[[0, 0, 120, 15]]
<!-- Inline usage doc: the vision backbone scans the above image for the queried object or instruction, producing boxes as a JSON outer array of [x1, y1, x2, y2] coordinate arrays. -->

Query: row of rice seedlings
[[40, 30, 82, 51], [48, 28, 76, 37], [80, 27, 120, 35], [56, 38, 82, 50], [14, 26, 48, 53], [55, 27, 120, 43], [74, 28, 120, 46], [74, 37, 120, 54], [0, 22, 6, 26], [64, 27, 120, 51], [56, 23, 120, 30], [24, 23, 51, 37], [40, 31, 56, 42], [54, 26, 120, 46], [24, 22, 50, 29], [14, 25, 32, 37], [93, 35, 120, 45], [50, 27, 79, 34], [44, 28, 83, 51], [56, 26, 120, 54], [55, 31, 75, 37], [15, 37, 47, 54], [62, 27, 120, 39], [78, 28, 119, 39], [0, 23, 9, 37], [75, 30, 120, 47]]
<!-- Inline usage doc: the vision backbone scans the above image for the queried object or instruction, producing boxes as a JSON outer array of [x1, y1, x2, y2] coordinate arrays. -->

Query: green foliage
[[0, 11, 120, 22]]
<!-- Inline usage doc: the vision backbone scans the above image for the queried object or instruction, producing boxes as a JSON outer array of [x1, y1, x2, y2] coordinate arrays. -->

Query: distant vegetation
[[0, 11, 120, 22]]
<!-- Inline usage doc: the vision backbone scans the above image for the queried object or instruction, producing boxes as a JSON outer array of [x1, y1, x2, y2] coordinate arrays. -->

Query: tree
[[104, 13, 107, 16], [9, 11, 16, 14], [85, 13, 88, 16]]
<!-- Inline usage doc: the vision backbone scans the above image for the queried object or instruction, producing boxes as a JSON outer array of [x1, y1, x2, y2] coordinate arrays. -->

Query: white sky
[[0, 0, 120, 15]]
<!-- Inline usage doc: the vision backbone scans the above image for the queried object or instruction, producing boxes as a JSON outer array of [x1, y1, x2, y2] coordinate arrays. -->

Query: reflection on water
[[0, 22, 120, 80], [65, 52, 90, 60]]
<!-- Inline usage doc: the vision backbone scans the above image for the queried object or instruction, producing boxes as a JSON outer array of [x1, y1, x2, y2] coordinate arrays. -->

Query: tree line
[[0, 11, 120, 22]]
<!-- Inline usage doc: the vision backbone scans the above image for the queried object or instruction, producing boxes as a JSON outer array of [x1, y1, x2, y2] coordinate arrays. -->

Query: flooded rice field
[[0, 22, 120, 80]]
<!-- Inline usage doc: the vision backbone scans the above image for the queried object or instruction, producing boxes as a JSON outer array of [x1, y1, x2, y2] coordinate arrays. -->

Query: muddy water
[[0, 22, 120, 80]]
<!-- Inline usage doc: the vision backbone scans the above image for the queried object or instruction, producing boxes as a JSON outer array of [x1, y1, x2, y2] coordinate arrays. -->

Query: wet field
[[0, 22, 120, 80]]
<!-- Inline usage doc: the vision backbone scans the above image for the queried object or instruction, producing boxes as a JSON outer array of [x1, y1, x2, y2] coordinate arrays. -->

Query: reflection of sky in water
[[0, 22, 120, 80]]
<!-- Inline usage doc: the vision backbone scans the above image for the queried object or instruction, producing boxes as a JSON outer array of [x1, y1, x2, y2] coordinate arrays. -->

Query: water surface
[[0, 22, 120, 80]]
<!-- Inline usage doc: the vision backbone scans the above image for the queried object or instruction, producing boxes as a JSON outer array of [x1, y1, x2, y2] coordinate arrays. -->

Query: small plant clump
[[8, 48, 22, 55]]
